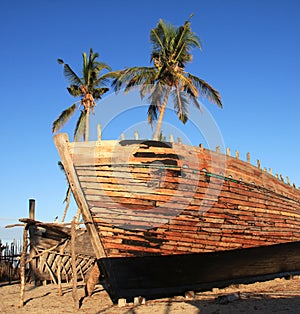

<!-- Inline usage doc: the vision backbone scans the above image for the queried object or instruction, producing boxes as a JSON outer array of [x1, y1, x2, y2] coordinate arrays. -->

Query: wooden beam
[[54, 133, 106, 259]]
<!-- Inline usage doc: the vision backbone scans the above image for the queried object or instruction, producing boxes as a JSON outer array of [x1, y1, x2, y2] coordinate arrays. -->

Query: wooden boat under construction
[[19, 217, 95, 284], [54, 133, 300, 302]]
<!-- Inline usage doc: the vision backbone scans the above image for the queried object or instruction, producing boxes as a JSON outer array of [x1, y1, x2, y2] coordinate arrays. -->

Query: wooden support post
[[118, 298, 127, 307], [71, 218, 79, 309], [235, 150, 239, 159], [226, 147, 231, 156], [215, 146, 220, 153], [257, 159, 261, 169], [28, 199, 36, 285], [97, 124, 102, 141], [57, 240, 68, 296], [29, 199, 35, 220], [57, 251, 63, 296], [246, 152, 250, 163], [19, 225, 28, 307], [134, 130, 139, 140], [169, 134, 174, 143], [280, 174, 284, 182]]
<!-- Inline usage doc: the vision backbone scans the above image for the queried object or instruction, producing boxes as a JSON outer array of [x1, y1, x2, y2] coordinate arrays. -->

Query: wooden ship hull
[[54, 133, 300, 302]]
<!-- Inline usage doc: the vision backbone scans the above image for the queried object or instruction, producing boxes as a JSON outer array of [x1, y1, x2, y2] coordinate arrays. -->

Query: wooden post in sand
[[57, 241, 68, 296], [19, 225, 28, 307], [71, 218, 79, 309]]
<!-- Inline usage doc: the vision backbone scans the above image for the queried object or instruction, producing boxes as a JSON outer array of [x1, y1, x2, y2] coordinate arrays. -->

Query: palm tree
[[112, 18, 223, 140], [54, 49, 111, 222], [53, 48, 111, 141]]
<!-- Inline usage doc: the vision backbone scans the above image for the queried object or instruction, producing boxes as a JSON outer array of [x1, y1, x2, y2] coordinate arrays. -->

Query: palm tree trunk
[[85, 107, 90, 141], [153, 87, 171, 140]]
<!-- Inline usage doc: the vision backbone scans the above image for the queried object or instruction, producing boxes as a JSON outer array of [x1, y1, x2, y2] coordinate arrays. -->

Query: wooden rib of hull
[[54, 134, 300, 300]]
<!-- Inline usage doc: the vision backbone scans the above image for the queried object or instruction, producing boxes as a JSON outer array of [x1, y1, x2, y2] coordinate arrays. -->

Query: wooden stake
[[19, 225, 28, 307], [97, 124, 102, 141], [246, 152, 250, 163], [134, 130, 139, 140], [57, 240, 69, 296], [57, 251, 63, 296], [29, 199, 35, 220], [71, 218, 79, 309], [28, 199, 37, 285], [257, 159, 261, 169]]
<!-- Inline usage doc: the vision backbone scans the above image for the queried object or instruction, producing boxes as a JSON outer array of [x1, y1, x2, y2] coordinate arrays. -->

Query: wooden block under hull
[[98, 240, 300, 303]]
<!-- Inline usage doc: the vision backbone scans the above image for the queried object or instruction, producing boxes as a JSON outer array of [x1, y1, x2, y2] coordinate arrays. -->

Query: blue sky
[[1, 0, 300, 242]]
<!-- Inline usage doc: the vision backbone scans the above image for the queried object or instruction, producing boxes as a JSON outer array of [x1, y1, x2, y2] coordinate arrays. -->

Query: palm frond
[[52, 103, 77, 133], [74, 110, 86, 141], [82, 51, 88, 83], [63, 63, 83, 86], [57, 161, 65, 172], [172, 21, 201, 67], [146, 83, 165, 124], [93, 87, 109, 99], [187, 73, 223, 108], [171, 89, 189, 123], [67, 84, 83, 97], [111, 67, 156, 92], [94, 62, 111, 73], [150, 19, 177, 65], [63, 185, 71, 204]]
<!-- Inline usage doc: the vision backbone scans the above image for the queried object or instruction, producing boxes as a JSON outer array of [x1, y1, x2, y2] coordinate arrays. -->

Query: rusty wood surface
[[54, 135, 300, 258]]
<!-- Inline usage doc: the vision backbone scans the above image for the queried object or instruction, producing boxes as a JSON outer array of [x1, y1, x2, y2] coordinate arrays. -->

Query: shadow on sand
[[96, 294, 300, 314]]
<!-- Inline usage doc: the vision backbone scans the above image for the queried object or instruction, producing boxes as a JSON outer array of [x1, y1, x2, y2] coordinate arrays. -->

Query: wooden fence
[[0, 239, 23, 283]]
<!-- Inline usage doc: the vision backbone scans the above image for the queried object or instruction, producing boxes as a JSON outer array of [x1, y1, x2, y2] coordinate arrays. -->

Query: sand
[[1, 276, 300, 313]]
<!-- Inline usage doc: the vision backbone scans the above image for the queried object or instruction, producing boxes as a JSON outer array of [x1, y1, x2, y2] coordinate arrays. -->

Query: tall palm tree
[[112, 18, 223, 140], [53, 48, 111, 141]]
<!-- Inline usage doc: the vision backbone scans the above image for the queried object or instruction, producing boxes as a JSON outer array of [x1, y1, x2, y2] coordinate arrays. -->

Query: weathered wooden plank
[[54, 133, 106, 259]]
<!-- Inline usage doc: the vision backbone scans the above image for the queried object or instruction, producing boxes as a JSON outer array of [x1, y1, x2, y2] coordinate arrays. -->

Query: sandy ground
[[1, 276, 300, 313]]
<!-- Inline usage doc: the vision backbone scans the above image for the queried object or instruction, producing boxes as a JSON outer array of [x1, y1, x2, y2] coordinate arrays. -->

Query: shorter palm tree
[[112, 18, 222, 140], [53, 48, 111, 141]]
